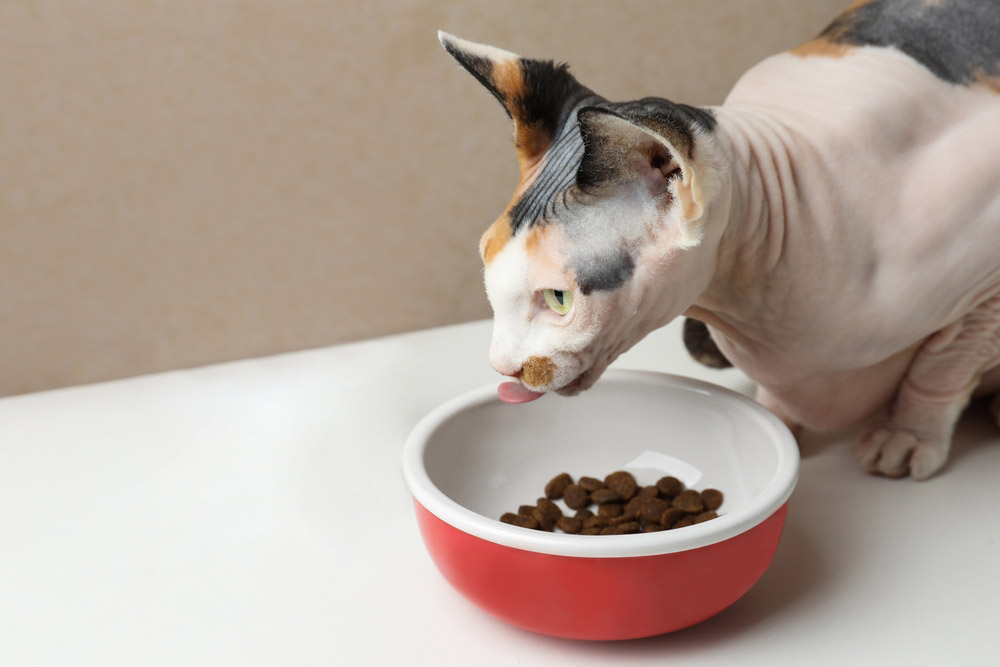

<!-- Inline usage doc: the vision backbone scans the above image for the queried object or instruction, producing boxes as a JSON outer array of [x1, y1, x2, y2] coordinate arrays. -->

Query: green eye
[[543, 288, 573, 315]]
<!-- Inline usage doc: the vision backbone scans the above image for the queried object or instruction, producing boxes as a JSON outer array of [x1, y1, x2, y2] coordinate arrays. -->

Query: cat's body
[[441, 0, 1000, 480]]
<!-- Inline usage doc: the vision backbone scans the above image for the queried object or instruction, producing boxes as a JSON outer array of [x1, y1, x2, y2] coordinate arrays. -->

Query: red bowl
[[402, 370, 798, 640]]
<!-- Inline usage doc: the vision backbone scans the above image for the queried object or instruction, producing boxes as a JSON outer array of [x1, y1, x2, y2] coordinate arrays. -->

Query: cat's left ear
[[438, 31, 592, 171], [576, 105, 711, 247]]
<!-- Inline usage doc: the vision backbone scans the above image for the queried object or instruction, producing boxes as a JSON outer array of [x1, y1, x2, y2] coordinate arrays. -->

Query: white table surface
[[1, 318, 998, 666]]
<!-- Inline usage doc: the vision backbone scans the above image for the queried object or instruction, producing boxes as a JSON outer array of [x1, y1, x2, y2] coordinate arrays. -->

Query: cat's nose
[[490, 360, 521, 378]]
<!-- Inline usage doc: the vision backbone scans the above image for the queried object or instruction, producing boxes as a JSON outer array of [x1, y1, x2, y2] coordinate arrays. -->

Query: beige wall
[[0, 0, 846, 396]]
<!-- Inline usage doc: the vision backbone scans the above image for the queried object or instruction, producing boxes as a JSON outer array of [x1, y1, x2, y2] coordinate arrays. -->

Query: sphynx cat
[[439, 0, 1000, 479]]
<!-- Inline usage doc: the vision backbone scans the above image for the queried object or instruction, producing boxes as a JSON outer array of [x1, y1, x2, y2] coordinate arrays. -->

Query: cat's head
[[440, 33, 728, 401]]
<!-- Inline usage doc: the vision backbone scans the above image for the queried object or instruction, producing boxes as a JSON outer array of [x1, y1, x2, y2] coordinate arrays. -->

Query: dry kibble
[[659, 507, 686, 529], [609, 513, 638, 526], [501, 512, 540, 530], [700, 489, 724, 512], [556, 516, 584, 534], [590, 488, 623, 505], [578, 476, 606, 492], [598, 502, 623, 518], [531, 506, 555, 531], [537, 497, 563, 522], [656, 476, 685, 498], [637, 497, 669, 523], [563, 484, 590, 510], [500, 471, 724, 535], [545, 473, 573, 500], [611, 521, 641, 534], [605, 471, 639, 501], [637, 485, 659, 499], [672, 489, 705, 514]]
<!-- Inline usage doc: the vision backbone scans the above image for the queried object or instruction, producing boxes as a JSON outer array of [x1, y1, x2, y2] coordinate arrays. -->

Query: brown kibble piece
[[531, 506, 555, 531], [609, 513, 637, 526], [656, 476, 684, 498], [700, 489, 724, 511], [578, 476, 606, 492], [501, 470, 725, 536], [536, 497, 563, 522], [501, 512, 540, 530], [637, 485, 659, 499], [638, 497, 669, 524], [659, 507, 686, 528], [563, 484, 590, 510], [545, 473, 573, 500], [612, 521, 641, 534], [590, 488, 623, 505], [598, 502, 623, 518], [604, 471, 639, 501], [673, 489, 704, 514], [556, 516, 584, 534]]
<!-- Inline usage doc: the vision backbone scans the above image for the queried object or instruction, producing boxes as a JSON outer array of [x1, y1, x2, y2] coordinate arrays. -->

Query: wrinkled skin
[[439, 1, 1000, 480]]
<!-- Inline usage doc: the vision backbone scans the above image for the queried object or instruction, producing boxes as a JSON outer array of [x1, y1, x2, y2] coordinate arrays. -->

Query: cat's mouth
[[496, 369, 595, 404]]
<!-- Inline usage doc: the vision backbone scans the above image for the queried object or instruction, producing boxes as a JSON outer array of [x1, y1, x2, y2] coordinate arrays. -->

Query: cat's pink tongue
[[497, 382, 545, 404]]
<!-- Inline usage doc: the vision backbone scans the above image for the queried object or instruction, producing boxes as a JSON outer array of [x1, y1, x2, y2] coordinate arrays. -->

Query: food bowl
[[401, 370, 798, 640]]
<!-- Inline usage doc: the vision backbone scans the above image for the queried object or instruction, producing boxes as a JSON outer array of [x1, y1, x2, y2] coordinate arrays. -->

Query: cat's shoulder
[[791, 0, 1000, 90]]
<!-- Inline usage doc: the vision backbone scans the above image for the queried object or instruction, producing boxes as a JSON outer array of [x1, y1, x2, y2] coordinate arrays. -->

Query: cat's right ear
[[438, 31, 591, 170]]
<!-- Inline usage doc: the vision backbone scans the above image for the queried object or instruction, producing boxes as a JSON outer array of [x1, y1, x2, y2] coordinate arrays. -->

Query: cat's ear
[[576, 105, 708, 247], [438, 31, 592, 170]]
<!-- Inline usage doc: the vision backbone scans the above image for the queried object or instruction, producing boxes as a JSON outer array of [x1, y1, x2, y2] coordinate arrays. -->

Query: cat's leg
[[856, 295, 1000, 480], [992, 393, 1000, 429], [682, 318, 732, 369]]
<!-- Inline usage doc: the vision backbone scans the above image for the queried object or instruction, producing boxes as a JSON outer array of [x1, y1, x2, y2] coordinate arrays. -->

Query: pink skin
[[494, 47, 1000, 479], [498, 382, 543, 403]]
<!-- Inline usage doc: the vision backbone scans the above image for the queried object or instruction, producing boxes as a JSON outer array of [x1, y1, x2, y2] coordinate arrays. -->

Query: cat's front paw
[[856, 426, 948, 480]]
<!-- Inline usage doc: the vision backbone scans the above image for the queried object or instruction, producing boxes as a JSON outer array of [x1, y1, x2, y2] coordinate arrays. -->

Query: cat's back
[[725, 0, 1000, 129]]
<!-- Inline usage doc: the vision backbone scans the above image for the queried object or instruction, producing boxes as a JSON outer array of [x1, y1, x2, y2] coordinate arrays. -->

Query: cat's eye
[[542, 288, 573, 316]]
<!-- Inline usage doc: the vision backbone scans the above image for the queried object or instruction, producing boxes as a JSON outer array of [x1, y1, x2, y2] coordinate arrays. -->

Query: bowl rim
[[402, 369, 799, 558]]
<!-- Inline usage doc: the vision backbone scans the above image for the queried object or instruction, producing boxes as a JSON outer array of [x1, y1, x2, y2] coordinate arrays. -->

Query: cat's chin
[[555, 369, 599, 396]]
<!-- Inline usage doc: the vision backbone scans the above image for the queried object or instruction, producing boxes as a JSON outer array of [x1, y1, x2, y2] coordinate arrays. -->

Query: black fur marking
[[441, 41, 513, 119], [515, 59, 596, 143], [508, 99, 597, 234], [575, 247, 635, 295], [822, 0, 1000, 84], [682, 318, 732, 369]]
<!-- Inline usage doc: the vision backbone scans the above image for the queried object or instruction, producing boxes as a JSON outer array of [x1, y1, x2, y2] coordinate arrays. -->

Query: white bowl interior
[[406, 370, 798, 557]]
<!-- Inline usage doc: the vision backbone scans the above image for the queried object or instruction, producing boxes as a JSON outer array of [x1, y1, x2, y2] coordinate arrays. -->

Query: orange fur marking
[[480, 215, 513, 265], [974, 70, 1000, 94], [481, 157, 548, 265], [492, 59, 552, 168], [521, 355, 556, 386], [790, 0, 869, 59]]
